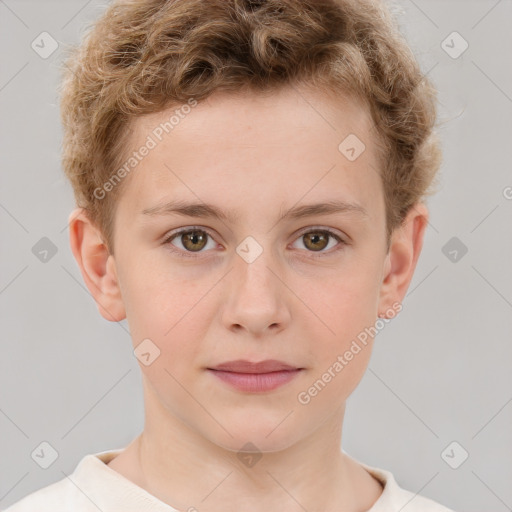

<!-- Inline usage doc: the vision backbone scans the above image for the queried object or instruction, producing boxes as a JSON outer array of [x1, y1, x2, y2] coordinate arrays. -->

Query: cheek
[[297, 283, 377, 409], [299, 265, 380, 395], [122, 269, 216, 375], [305, 264, 380, 337], [119, 251, 202, 328]]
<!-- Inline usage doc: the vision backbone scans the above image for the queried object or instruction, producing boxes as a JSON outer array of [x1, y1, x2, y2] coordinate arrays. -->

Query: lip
[[207, 360, 304, 392], [209, 359, 300, 373]]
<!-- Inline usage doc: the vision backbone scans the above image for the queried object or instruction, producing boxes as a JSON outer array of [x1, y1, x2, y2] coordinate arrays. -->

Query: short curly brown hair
[[59, 0, 441, 255]]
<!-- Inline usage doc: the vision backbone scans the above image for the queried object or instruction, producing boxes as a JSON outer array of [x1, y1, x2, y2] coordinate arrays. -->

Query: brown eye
[[291, 228, 345, 257], [180, 230, 208, 252], [164, 228, 216, 256], [302, 231, 330, 252]]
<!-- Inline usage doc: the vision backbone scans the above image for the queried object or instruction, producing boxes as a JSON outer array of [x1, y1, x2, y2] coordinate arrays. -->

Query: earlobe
[[68, 208, 126, 322], [377, 203, 429, 318]]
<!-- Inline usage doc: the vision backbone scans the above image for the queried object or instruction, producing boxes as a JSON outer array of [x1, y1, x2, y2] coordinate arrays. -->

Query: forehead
[[132, 86, 376, 152], [116, 86, 383, 226]]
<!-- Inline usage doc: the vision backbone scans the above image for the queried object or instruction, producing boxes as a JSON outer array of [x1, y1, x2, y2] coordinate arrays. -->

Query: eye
[[163, 226, 347, 259], [163, 227, 217, 258], [291, 227, 346, 257]]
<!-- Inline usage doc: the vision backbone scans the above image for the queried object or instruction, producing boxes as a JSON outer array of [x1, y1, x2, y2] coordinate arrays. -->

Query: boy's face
[[72, 86, 427, 452]]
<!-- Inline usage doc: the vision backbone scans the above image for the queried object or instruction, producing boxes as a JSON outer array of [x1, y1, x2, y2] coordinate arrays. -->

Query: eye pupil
[[183, 230, 207, 251], [304, 232, 328, 251]]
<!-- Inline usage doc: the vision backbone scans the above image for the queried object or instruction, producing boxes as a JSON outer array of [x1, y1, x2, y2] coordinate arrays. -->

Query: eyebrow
[[142, 199, 368, 225]]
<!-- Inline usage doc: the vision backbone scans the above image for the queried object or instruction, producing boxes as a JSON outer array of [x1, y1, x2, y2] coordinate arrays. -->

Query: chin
[[203, 416, 303, 454]]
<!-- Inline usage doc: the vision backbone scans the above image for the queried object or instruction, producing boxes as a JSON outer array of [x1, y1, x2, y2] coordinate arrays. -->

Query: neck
[[109, 385, 383, 512]]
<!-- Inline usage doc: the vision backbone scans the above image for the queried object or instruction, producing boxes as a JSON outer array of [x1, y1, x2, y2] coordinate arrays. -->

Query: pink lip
[[207, 360, 303, 392], [209, 359, 300, 373]]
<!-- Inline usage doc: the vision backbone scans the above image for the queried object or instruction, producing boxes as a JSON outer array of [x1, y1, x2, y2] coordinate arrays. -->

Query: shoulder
[[387, 487, 456, 512], [2, 476, 93, 512], [2, 450, 124, 512], [346, 454, 456, 512], [371, 466, 456, 511]]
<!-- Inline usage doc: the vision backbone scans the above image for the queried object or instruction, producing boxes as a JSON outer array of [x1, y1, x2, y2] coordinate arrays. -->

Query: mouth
[[206, 359, 304, 392]]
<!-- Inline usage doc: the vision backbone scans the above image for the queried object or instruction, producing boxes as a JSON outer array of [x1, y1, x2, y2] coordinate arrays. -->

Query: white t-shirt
[[3, 448, 455, 511]]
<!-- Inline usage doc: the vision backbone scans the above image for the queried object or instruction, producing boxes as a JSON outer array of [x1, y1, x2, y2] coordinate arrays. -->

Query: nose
[[221, 248, 291, 337]]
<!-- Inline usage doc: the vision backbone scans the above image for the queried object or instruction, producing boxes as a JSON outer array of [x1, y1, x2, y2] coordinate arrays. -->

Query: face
[[102, 86, 399, 452]]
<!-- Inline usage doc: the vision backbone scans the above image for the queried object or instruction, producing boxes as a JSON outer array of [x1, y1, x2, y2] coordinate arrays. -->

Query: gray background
[[1, 1, 511, 510]]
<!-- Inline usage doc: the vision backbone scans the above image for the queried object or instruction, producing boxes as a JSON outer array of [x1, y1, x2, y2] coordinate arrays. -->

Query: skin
[[68, 85, 429, 512]]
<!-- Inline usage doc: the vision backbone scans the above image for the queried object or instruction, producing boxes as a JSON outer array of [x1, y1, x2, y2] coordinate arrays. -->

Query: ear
[[68, 208, 126, 322], [377, 202, 429, 318]]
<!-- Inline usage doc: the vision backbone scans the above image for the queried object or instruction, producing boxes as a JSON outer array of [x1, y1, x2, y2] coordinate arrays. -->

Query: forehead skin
[[113, 85, 386, 250]]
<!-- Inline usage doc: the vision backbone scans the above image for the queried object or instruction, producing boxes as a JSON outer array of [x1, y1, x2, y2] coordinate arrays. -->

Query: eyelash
[[162, 226, 347, 260]]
